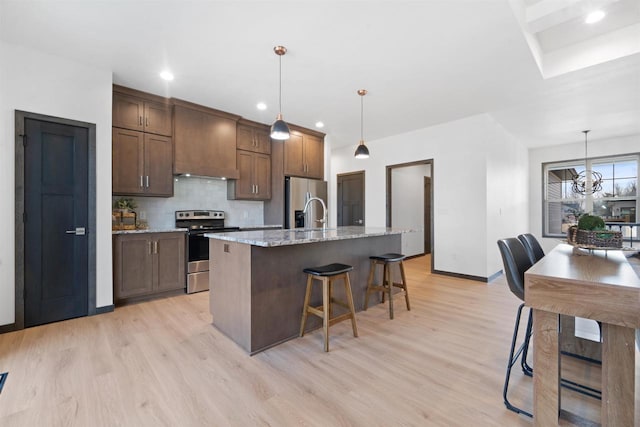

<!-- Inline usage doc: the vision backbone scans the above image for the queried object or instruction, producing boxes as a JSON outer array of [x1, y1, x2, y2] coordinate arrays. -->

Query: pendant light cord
[[583, 130, 589, 169], [360, 94, 364, 141], [279, 55, 282, 114]]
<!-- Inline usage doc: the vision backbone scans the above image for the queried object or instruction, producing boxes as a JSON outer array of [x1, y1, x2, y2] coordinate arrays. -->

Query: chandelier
[[571, 130, 603, 195]]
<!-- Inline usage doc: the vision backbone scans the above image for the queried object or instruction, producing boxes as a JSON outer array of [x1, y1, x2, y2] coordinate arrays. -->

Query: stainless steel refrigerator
[[285, 177, 328, 229]]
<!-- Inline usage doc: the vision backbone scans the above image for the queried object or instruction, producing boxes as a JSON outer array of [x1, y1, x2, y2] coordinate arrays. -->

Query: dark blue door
[[24, 118, 88, 327]]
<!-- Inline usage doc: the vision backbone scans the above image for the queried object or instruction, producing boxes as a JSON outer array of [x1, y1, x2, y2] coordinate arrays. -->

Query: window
[[543, 155, 638, 237]]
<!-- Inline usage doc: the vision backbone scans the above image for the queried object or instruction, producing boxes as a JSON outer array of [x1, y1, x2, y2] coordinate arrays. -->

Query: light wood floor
[[1, 255, 638, 426]]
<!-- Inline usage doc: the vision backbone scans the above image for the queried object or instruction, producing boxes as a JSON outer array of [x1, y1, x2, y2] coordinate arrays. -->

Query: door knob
[[357, 219, 363, 224], [65, 227, 86, 235]]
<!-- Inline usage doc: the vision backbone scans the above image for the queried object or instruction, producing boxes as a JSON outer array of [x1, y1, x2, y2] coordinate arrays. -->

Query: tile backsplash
[[113, 177, 266, 229]]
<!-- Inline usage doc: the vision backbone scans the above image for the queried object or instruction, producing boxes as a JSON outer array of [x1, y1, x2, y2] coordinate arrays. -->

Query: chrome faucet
[[303, 196, 328, 230]]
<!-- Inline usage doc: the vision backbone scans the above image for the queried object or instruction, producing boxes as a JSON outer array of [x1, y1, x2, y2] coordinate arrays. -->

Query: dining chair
[[497, 238, 534, 417], [498, 237, 603, 418], [517, 233, 545, 265]]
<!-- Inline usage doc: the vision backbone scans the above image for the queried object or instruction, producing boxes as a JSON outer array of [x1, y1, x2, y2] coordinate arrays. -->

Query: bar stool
[[364, 253, 410, 319], [299, 263, 358, 352]]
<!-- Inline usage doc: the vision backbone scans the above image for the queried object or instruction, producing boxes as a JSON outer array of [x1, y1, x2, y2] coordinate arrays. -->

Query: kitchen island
[[206, 226, 406, 354]]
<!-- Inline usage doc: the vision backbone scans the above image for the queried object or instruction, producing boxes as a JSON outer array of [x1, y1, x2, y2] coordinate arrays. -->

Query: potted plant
[[113, 197, 137, 212], [570, 213, 621, 248], [112, 198, 138, 230]]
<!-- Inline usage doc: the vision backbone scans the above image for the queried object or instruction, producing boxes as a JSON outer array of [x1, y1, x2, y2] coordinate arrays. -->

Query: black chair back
[[497, 238, 533, 301], [517, 233, 545, 264]]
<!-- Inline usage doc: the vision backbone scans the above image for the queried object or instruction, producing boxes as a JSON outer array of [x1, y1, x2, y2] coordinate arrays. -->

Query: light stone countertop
[[112, 228, 188, 235], [236, 224, 283, 231], [205, 226, 409, 248]]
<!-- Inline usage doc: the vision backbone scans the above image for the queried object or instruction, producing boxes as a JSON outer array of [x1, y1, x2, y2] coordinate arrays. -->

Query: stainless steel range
[[175, 210, 240, 293]]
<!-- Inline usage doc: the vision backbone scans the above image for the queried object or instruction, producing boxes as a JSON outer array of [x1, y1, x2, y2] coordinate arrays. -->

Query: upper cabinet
[[283, 126, 325, 180], [112, 85, 174, 197], [172, 99, 240, 179], [113, 85, 172, 137], [236, 119, 271, 155], [112, 128, 173, 197]]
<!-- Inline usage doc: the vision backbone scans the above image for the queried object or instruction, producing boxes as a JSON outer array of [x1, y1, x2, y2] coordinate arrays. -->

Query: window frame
[[542, 153, 639, 238]]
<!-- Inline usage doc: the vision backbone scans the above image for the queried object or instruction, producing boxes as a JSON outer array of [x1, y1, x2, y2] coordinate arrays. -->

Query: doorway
[[386, 160, 433, 270], [337, 171, 365, 226], [14, 111, 97, 330]]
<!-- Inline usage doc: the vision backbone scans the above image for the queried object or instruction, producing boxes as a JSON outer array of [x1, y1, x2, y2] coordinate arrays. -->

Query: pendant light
[[571, 130, 603, 195], [354, 89, 370, 159], [270, 46, 290, 140]]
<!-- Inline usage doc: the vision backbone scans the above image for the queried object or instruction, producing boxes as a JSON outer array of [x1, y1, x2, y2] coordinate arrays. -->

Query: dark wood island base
[[208, 229, 402, 354]]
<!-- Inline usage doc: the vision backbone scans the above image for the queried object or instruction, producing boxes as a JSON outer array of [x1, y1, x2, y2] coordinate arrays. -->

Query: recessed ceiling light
[[585, 10, 605, 24], [315, 121, 324, 128], [160, 70, 174, 81], [256, 102, 267, 110]]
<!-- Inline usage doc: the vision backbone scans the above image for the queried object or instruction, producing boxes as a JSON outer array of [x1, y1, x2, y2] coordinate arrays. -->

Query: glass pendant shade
[[354, 141, 369, 159], [270, 113, 290, 140]]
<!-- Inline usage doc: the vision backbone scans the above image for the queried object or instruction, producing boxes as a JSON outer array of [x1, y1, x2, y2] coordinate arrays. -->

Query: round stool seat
[[303, 263, 353, 276], [369, 253, 405, 262]]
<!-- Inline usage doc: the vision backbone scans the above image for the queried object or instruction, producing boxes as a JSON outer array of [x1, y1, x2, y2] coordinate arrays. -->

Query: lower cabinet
[[113, 232, 186, 302]]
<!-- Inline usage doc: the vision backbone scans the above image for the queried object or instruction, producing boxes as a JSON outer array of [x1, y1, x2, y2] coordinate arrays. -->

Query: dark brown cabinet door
[[113, 130, 173, 196], [234, 150, 256, 199], [283, 130, 324, 179], [283, 132, 306, 177], [144, 134, 173, 196], [144, 100, 172, 136], [114, 234, 154, 300], [254, 153, 271, 199], [114, 232, 185, 303], [304, 135, 324, 180], [174, 104, 239, 178], [236, 124, 256, 152], [254, 128, 272, 154], [112, 128, 144, 194], [113, 93, 144, 132], [113, 92, 172, 136], [229, 150, 271, 200], [154, 233, 185, 292], [237, 121, 271, 154]]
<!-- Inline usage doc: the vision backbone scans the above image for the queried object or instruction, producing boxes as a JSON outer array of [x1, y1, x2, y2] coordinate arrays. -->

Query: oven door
[[186, 232, 210, 294], [188, 232, 210, 263]]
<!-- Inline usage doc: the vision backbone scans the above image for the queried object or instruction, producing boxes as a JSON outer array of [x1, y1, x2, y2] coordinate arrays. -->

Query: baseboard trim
[[95, 305, 115, 315], [487, 270, 503, 282], [432, 269, 493, 283], [0, 323, 18, 334]]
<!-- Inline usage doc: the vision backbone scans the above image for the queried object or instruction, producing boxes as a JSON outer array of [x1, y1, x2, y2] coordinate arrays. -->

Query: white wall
[[391, 164, 430, 256], [0, 41, 113, 326], [331, 113, 528, 279], [485, 117, 530, 276], [529, 133, 640, 254]]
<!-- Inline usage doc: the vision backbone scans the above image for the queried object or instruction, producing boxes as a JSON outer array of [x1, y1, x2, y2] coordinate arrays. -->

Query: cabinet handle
[[140, 176, 144, 188], [145, 176, 150, 188], [139, 116, 143, 126], [148, 241, 152, 254], [255, 184, 258, 194], [146, 117, 149, 127], [153, 241, 158, 254]]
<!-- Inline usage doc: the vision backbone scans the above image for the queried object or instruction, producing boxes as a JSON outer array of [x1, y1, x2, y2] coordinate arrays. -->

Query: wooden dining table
[[525, 243, 640, 426]]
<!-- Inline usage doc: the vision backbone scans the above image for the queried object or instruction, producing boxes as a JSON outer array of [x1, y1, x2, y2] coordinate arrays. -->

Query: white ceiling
[[1, 0, 639, 149]]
